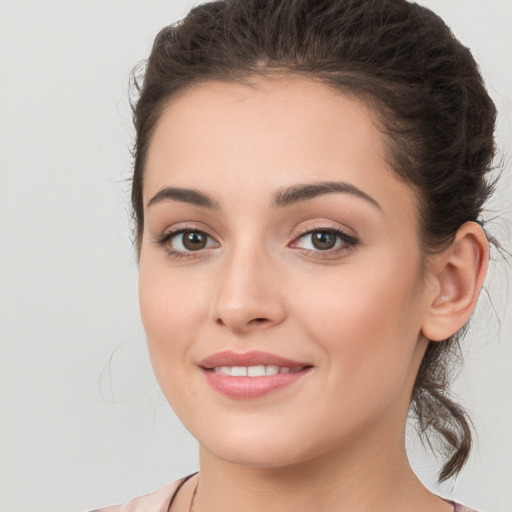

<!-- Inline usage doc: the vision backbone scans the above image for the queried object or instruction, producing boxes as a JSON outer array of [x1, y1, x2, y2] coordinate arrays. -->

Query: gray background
[[0, 1, 511, 511]]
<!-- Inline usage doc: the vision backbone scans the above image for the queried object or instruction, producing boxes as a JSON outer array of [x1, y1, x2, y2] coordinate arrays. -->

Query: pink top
[[91, 480, 182, 512], [90, 475, 478, 512]]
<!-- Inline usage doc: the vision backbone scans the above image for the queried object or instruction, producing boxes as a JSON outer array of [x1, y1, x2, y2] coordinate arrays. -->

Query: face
[[138, 76, 432, 468]]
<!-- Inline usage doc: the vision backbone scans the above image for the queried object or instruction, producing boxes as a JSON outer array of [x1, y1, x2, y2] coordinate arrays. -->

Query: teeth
[[266, 364, 279, 375], [231, 366, 247, 377], [213, 365, 299, 376], [247, 365, 266, 377]]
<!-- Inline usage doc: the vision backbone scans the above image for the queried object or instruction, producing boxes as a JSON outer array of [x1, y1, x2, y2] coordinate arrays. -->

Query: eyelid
[[292, 220, 358, 241], [289, 222, 359, 256], [155, 221, 216, 241], [154, 222, 219, 257]]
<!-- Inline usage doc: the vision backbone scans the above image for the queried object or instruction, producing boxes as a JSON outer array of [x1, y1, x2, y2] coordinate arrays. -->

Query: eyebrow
[[272, 181, 381, 210], [147, 187, 219, 209], [146, 181, 381, 211]]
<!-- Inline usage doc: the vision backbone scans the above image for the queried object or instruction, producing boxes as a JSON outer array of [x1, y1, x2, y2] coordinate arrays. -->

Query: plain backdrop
[[0, 1, 511, 511]]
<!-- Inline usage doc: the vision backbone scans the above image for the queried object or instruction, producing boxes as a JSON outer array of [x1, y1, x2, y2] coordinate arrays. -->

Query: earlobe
[[421, 222, 489, 342]]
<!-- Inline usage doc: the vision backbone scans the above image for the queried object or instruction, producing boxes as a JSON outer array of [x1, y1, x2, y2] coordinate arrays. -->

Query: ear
[[421, 221, 489, 342]]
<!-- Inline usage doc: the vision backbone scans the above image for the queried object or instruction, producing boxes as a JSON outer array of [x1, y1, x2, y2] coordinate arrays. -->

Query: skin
[[138, 76, 487, 511]]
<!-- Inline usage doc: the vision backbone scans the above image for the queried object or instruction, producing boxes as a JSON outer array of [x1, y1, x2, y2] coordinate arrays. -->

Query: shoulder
[[450, 501, 479, 512], [90, 479, 182, 512]]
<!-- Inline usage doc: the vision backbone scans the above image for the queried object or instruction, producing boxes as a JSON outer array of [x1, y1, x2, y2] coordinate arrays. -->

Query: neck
[[193, 427, 448, 512]]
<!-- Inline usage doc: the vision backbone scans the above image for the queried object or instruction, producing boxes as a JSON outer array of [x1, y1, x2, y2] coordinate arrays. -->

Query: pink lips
[[199, 350, 312, 399]]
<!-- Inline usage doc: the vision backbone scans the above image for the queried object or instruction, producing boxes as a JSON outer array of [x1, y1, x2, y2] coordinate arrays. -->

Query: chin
[[200, 430, 287, 465], [194, 420, 335, 470], [207, 443, 307, 469]]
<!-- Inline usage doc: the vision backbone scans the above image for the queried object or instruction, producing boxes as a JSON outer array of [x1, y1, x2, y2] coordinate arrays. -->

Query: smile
[[212, 365, 303, 376], [199, 350, 312, 399]]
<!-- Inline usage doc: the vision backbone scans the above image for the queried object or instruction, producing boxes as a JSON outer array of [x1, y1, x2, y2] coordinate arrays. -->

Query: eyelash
[[155, 225, 359, 259], [291, 226, 359, 258], [155, 227, 216, 259]]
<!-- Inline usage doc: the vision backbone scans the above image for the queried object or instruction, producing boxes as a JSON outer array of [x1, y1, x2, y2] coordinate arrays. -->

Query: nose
[[212, 242, 286, 334]]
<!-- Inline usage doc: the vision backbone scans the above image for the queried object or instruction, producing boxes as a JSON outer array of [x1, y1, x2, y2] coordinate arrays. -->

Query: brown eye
[[180, 230, 208, 251], [292, 227, 358, 255], [156, 227, 218, 257], [310, 230, 337, 250]]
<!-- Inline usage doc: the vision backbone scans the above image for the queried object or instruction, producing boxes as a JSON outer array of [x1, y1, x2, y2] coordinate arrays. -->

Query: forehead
[[143, 76, 417, 225]]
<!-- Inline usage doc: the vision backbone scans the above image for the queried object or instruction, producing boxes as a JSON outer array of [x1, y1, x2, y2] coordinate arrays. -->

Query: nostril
[[215, 316, 270, 329], [250, 318, 269, 324]]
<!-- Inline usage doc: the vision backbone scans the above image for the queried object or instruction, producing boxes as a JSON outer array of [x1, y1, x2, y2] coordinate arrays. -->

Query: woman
[[96, 0, 499, 510]]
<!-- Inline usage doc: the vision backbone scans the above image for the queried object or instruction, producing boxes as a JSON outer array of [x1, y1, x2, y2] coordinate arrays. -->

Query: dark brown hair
[[130, 0, 497, 481]]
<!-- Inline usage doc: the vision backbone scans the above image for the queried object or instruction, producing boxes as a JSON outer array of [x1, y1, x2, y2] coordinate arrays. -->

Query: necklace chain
[[189, 476, 200, 512]]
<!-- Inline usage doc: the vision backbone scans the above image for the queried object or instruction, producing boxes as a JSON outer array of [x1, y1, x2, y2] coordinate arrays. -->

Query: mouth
[[199, 350, 313, 399], [208, 365, 305, 377]]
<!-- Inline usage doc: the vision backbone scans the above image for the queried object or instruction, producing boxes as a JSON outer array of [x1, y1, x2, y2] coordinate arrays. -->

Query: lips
[[199, 350, 312, 399], [200, 350, 308, 369], [213, 365, 302, 376]]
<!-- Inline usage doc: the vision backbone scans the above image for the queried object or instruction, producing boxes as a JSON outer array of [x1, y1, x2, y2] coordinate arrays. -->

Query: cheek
[[138, 268, 210, 426], [293, 256, 426, 388], [138, 259, 207, 381]]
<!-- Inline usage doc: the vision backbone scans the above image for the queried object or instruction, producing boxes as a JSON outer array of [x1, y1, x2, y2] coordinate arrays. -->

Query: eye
[[292, 228, 357, 253], [173, 230, 210, 251], [156, 228, 218, 255], [303, 230, 339, 250]]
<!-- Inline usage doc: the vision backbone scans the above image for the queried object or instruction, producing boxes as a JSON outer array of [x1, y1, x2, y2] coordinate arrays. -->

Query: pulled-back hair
[[130, 0, 497, 481]]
